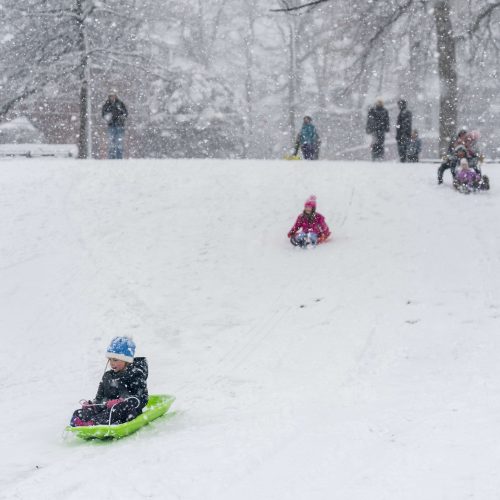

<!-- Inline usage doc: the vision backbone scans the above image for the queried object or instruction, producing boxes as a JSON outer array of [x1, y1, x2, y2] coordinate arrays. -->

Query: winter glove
[[81, 400, 94, 409], [106, 398, 124, 409], [288, 231, 295, 239]]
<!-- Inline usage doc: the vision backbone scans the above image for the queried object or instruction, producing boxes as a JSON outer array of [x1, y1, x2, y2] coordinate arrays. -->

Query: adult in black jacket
[[396, 99, 412, 162], [366, 99, 390, 160], [102, 91, 128, 159]]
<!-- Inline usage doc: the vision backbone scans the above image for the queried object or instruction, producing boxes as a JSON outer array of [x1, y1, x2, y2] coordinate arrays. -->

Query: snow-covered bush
[[145, 68, 244, 158]]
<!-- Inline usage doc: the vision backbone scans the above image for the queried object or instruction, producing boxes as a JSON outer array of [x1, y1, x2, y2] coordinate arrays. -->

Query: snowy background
[[2, 157, 500, 499], [1, 0, 500, 159]]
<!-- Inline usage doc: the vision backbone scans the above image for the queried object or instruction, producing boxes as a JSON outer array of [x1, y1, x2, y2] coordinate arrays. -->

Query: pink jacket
[[289, 212, 330, 238]]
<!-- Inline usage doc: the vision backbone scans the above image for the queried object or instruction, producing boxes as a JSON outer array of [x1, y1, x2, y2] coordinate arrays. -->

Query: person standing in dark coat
[[396, 99, 412, 162], [102, 90, 128, 159], [366, 99, 390, 161]]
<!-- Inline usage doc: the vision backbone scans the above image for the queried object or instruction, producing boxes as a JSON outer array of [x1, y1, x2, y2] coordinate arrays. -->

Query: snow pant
[[108, 126, 125, 159], [70, 399, 143, 426], [313, 142, 320, 160], [397, 136, 410, 162], [301, 143, 316, 160], [371, 132, 386, 160], [438, 157, 458, 182], [291, 231, 318, 247]]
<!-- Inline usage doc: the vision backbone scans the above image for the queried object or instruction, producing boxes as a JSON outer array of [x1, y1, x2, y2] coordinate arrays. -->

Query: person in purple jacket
[[288, 195, 331, 247], [453, 158, 490, 193], [455, 159, 478, 185]]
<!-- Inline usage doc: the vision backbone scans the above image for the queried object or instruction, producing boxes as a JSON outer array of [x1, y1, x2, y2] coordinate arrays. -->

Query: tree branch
[[468, 1, 500, 36], [270, 0, 330, 13]]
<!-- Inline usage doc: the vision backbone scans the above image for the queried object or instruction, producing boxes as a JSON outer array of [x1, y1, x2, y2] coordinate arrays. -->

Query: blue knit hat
[[105, 336, 136, 363]]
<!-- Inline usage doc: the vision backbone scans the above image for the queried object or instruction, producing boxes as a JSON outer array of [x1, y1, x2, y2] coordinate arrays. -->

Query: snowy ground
[[1, 158, 500, 500]]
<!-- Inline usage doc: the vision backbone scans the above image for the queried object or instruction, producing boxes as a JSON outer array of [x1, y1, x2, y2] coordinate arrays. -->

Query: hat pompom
[[304, 195, 317, 209], [105, 336, 136, 363]]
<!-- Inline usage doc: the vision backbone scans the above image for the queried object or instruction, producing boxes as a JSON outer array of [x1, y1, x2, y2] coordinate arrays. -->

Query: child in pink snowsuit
[[288, 195, 331, 247]]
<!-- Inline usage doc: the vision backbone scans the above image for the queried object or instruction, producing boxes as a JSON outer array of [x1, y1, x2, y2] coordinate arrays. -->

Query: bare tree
[[0, 0, 149, 158], [272, 0, 500, 155]]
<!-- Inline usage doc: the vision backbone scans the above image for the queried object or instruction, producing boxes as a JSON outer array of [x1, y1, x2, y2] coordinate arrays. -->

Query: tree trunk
[[76, 0, 89, 159], [434, 1, 458, 155], [288, 18, 298, 147], [242, 7, 256, 159]]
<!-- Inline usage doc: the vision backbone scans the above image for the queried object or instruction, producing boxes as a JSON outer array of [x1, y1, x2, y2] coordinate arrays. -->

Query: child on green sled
[[69, 337, 149, 427]]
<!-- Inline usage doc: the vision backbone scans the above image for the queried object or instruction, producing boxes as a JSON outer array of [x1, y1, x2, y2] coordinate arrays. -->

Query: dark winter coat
[[94, 357, 149, 410], [407, 137, 422, 158], [396, 107, 412, 141], [366, 106, 390, 135], [102, 98, 128, 128]]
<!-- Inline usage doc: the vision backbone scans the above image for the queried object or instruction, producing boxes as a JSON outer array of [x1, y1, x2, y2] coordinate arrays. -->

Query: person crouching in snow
[[288, 195, 331, 247], [69, 336, 148, 427]]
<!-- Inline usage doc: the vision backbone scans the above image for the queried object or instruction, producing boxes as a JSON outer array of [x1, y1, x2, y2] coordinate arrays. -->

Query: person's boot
[[71, 417, 95, 427]]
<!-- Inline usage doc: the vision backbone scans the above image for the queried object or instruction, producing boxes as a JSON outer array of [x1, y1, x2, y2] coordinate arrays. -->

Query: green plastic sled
[[66, 394, 175, 440]]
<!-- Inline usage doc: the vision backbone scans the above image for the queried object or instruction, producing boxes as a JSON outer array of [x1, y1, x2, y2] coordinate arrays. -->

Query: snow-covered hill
[[2, 158, 500, 500]]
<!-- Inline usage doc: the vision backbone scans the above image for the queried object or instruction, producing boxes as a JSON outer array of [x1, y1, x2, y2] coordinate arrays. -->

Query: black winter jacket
[[396, 108, 412, 140], [94, 357, 149, 410], [102, 98, 128, 127], [366, 106, 390, 134]]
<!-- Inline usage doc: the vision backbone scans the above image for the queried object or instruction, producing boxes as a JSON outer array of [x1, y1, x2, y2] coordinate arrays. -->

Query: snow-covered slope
[[2, 158, 500, 500]]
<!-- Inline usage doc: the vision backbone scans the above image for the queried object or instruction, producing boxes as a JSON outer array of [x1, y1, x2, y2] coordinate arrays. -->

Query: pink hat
[[304, 195, 317, 209], [468, 130, 480, 142]]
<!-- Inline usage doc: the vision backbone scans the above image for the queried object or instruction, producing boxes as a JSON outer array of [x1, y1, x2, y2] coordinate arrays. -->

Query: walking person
[[294, 116, 320, 160], [102, 90, 128, 159], [396, 99, 412, 162], [366, 99, 390, 161]]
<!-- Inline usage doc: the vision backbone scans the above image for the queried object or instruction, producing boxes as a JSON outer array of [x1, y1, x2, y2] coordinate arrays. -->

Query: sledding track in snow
[[2, 158, 500, 500]]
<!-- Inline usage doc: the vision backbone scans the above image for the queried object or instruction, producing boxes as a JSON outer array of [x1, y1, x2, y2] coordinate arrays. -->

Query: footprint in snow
[[299, 298, 323, 308]]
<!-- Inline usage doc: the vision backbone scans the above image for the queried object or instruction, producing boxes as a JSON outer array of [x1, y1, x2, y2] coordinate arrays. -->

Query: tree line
[[0, 0, 499, 159]]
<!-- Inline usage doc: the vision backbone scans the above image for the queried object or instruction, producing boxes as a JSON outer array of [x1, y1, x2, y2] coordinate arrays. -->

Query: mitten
[[106, 398, 124, 409]]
